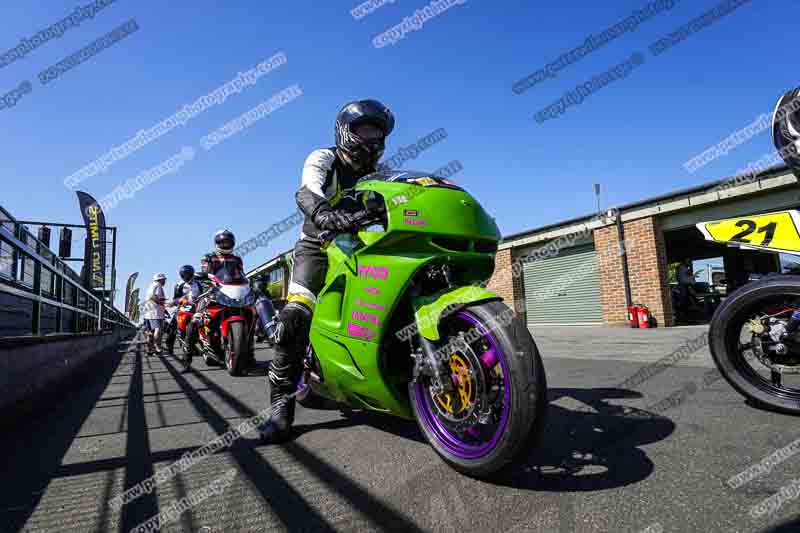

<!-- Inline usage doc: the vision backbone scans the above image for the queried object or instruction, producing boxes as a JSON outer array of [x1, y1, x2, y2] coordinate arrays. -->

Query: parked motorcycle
[[196, 264, 258, 376], [294, 170, 548, 477], [698, 209, 800, 414]]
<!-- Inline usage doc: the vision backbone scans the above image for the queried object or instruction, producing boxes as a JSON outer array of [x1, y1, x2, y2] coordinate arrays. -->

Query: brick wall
[[594, 216, 674, 327], [486, 248, 521, 312], [595, 225, 628, 325]]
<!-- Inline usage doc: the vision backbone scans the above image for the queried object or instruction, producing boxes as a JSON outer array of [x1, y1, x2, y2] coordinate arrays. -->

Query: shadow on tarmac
[[291, 385, 676, 494], [501, 387, 676, 492]]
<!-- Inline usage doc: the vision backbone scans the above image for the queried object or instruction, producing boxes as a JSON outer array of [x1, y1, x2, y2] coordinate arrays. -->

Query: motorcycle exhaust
[[255, 297, 278, 341]]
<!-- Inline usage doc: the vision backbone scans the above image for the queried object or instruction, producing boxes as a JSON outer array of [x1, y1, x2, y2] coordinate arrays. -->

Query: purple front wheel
[[409, 302, 547, 477]]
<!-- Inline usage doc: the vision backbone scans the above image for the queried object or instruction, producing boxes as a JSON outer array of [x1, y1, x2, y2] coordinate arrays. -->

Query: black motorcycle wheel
[[225, 321, 248, 376], [709, 276, 800, 414]]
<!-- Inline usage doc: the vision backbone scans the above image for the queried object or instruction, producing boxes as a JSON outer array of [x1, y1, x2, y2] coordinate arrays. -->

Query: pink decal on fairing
[[355, 298, 386, 311], [364, 287, 380, 295], [403, 217, 429, 226], [351, 310, 381, 325], [348, 321, 375, 341], [357, 264, 389, 280]]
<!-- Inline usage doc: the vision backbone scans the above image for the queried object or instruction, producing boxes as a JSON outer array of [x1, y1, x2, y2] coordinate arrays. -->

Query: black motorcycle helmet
[[335, 99, 395, 169], [179, 264, 195, 282], [214, 229, 235, 254], [772, 87, 800, 172]]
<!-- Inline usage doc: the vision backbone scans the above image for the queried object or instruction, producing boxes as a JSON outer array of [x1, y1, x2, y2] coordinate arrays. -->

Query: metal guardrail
[[0, 205, 134, 337]]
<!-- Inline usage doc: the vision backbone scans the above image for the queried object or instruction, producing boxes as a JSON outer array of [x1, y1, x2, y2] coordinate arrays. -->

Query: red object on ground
[[628, 305, 640, 328], [637, 305, 652, 329]]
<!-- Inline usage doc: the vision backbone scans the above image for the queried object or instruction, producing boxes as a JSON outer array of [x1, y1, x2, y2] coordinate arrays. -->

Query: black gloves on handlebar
[[314, 208, 359, 233]]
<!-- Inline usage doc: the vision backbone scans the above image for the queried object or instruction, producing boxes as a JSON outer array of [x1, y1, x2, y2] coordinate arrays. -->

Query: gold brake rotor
[[434, 353, 475, 415]]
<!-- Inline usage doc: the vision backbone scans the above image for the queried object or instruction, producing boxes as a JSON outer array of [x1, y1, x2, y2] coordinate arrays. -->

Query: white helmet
[[153, 273, 167, 281]]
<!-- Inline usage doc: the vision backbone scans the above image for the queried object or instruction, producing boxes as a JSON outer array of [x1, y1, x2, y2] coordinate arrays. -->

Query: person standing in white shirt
[[143, 273, 168, 355]]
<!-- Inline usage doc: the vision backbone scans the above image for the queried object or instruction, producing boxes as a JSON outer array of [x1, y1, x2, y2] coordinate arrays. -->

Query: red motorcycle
[[197, 265, 258, 376], [165, 298, 197, 367]]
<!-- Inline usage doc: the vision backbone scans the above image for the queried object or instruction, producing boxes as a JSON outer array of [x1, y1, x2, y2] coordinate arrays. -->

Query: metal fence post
[[55, 269, 64, 333], [32, 240, 42, 336]]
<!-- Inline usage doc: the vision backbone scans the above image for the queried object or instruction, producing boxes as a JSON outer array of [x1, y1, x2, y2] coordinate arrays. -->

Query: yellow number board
[[697, 211, 800, 253]]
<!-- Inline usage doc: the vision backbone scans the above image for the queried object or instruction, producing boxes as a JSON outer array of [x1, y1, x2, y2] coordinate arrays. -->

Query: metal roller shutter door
[[523, 245, 603, 325]]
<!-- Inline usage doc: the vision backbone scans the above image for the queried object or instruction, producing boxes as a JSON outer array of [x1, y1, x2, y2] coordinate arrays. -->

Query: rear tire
[[409, 301, 548, 478], [226, 322, 248, 376], [710, 276, 800, 414]]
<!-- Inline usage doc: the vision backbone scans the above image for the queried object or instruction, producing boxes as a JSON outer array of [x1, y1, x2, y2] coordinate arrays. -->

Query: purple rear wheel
[[409, 302, 547, 477]]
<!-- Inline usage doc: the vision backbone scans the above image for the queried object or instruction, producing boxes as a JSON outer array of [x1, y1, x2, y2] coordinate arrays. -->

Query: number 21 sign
[[696, 210, 800, 253]]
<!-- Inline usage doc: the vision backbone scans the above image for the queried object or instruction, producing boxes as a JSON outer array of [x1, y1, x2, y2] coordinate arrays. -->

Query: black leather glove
[[315, 209, 358, 233]]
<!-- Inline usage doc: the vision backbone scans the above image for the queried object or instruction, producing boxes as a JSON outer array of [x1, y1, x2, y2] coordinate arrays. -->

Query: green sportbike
[[294, 170, 548, 477]]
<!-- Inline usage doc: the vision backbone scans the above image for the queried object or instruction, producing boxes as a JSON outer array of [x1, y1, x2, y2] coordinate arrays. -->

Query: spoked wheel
[[410, 301, 548, 478], [710, 276, 800, 414]]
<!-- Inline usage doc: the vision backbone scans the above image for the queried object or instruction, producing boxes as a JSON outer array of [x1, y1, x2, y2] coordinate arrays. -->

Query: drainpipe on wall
[[612, 208, 633, 310]]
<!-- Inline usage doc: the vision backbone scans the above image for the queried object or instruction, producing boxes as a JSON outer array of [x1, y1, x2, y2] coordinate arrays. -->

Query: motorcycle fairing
[[307, 174, 501, 417]]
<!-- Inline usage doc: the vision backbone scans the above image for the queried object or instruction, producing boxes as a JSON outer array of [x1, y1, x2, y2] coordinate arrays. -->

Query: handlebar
[[318, 208, 385, 243]]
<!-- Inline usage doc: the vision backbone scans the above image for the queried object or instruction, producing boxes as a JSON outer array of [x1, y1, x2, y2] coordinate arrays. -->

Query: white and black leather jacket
[[295, 147, 375, 241]]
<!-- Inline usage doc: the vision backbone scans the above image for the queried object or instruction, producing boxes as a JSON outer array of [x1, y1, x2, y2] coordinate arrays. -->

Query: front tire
[[409, 301, 548, 478], [710, 276, 800, 414], [225, 321, 248, 376]]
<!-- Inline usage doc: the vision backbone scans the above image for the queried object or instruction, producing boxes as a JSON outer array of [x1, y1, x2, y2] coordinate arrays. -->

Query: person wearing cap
[[143, 273, 168, 355]]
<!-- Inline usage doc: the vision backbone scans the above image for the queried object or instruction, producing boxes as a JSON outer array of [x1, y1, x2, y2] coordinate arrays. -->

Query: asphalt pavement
[[1, 327, 799, 533]]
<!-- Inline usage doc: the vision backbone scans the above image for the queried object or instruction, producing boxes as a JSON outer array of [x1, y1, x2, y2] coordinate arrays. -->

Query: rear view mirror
[[772, 87, 800, 177]]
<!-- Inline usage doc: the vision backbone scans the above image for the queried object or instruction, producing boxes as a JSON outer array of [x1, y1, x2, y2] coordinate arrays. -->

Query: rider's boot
[[260, 301, 311, 444], [183, 323, 199, 372], [260, 354, 299, 443], [166, 330, 176, 356]]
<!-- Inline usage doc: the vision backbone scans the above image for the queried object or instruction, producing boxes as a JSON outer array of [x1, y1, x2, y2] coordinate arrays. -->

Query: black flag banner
[[125, 272, 139, 314], [130, 288, 140, 322], [76, 191, 107, 289]]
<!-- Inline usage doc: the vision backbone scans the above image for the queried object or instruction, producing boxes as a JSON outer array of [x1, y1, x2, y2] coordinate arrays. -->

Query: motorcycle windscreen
[[219, 284, 252, 301], [696, 210, 800, 254]]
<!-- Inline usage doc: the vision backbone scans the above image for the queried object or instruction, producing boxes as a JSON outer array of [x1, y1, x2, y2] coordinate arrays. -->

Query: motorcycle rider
[[166, 265, 202, 364], [200, 229, 245, 277], [261, 99, 395, 443], [186, 230, 247, 361]]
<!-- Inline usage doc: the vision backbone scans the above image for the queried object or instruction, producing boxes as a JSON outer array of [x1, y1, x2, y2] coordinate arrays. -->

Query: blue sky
[[1, 0, 796, 307]]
